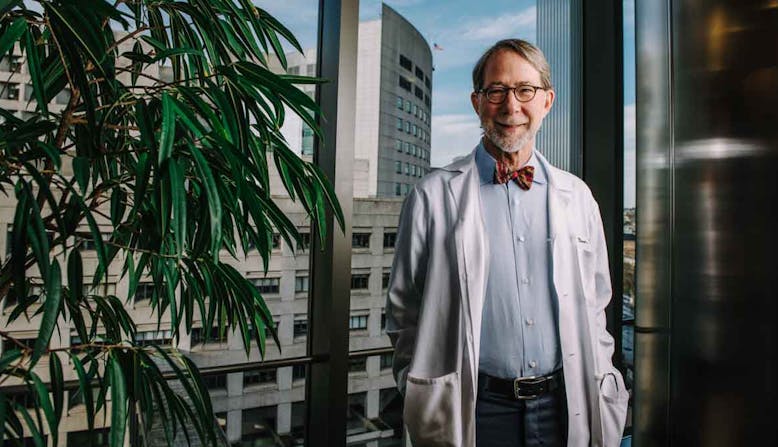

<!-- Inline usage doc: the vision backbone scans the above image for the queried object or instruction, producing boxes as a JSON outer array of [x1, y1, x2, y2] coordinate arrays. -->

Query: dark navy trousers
[[475, 374, 568, 447]]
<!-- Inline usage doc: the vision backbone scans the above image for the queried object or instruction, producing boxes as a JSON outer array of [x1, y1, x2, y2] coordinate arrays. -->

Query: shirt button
[[529, 361, 537, 368], [518, 235, 525, 242], [521, 278, 529, 285], [525, 318, 534, 326]]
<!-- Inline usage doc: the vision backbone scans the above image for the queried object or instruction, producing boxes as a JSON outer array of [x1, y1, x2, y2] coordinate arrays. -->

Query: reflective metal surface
[[634, 0, 673, 443], [635, 0, 778, 444]]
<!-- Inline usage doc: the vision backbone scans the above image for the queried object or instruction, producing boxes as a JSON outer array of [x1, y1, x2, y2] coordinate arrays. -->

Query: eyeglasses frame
[[477, 84, 547, 104]]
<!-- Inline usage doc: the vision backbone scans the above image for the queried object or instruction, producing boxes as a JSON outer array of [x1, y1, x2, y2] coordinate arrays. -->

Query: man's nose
[[500, 90, 522, 112]]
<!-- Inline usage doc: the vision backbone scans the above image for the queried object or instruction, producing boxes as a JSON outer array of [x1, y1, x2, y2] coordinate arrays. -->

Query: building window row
[[396, 117, 430, 143], [191, 326, 228, 346], [286, 64, 316, 76], [349, 314, 369, 331], [244, 369, 277, 387], [251, 277, 280, 295], [246, 233, 280, 252], [395, 183, 414, 197], [394, 140, 429, 162], [350, 273, 370, 290], [203, 374, 227, 391], [396, 94, 430, 125], [134, 330, 173, 347], [399, 54, 430, 94], [349, 356, 367, 373], [397, 162, 427, 178]]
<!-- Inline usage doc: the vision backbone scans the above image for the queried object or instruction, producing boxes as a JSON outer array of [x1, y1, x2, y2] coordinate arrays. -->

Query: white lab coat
[[386, 148, 628, 447]]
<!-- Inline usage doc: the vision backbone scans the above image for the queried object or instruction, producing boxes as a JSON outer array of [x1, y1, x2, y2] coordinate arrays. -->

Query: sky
[[256, 0, 636, 207]]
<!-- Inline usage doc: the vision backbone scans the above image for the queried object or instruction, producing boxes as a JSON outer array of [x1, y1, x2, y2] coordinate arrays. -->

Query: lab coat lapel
[[445, 150, 487, 399], [537, 150, 575, 352]]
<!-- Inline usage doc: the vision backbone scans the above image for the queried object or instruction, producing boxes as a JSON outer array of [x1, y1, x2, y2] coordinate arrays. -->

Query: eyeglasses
[[477, 85, 546, 104]]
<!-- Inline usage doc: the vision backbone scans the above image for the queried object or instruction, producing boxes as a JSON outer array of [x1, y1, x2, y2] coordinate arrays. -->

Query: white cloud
[[431, 114, 482, 167], [429, 6, 537, 72], [461, 7, 537, 41]]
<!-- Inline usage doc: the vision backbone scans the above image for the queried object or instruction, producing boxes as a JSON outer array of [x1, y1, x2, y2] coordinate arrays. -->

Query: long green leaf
[[159, 92, 176, 164], [24, 28, 48, 115], [0, 349, 21, 371], [31, 260, 60, 366], [68, 352, 95, 432], [0, 17, 26, 59], [169, 159, 186, 258], [187, 143, 222, 259], [109, 353, 127, 446], [49, 352, 64, 428], [31, 373, 57, 446], [15, 405, 44, 447]]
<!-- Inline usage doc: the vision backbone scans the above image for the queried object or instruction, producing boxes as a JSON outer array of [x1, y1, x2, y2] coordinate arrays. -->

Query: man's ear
[[470, 91, 480, 114], [543, 89, 555, 113]]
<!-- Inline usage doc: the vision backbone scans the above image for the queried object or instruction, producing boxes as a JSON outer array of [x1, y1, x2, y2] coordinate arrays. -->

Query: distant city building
[[356, 3, 433, 197], [270, 4, 433, 198], [536, 0, 583, 175]]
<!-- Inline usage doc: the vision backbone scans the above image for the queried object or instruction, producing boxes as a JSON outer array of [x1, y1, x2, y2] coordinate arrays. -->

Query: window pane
[[622, 0, 636, 436], [353, 1, 537, 444], [352, 232, 371, 249]]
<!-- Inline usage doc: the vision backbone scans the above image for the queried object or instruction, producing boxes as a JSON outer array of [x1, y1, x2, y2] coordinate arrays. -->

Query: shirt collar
[[474, 142, 547, 186]]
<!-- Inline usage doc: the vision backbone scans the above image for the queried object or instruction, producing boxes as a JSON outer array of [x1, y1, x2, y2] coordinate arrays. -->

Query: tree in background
[[0, 0, 341, 445]]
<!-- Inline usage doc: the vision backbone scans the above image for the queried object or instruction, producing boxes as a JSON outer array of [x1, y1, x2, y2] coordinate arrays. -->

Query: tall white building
[[355, 4, 433, 198], [271, 4, 434, 199]]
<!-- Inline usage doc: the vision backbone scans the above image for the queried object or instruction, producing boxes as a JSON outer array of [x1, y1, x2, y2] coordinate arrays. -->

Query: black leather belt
[[479, 369, 563, 400]]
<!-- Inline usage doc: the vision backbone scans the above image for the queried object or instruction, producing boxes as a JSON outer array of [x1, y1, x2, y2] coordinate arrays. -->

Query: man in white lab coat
[[386, 39, 628, 447]]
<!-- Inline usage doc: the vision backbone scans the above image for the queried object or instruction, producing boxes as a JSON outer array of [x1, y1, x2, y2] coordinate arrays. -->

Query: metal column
[[635, 0, 778, 445], [306, 1, 359, 446]]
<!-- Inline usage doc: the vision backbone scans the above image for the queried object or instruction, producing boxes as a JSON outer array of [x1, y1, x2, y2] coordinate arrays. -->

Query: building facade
[[268, 5, 433, 199], [356, 4, 433, 198]]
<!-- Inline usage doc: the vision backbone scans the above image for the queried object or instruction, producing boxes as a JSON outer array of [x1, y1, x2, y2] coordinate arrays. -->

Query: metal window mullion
[[305, 1, 359, 446], [581, 0, 624, 366]]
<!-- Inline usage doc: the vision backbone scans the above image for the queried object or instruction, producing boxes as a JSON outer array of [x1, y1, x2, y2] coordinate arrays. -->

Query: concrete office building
[[271, 4, 433, 198], [356, 3, 433, 197]]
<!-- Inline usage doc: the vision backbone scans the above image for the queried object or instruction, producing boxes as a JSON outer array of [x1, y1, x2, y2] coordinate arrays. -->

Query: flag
[[433, 43, 444, 51]]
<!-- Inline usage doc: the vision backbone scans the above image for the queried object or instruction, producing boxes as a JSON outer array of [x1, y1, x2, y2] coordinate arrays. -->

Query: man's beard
[[482, 120, 537, 154]]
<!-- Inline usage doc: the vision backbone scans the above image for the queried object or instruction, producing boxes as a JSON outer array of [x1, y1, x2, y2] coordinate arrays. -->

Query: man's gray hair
[[472, 39, 553, 91]]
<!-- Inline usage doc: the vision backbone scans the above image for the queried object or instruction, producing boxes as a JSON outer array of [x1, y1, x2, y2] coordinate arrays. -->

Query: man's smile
[[496, 122, 528, 130]]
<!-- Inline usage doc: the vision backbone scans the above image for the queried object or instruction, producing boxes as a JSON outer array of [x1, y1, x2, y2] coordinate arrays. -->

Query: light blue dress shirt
[[476, 143, 562, 379]]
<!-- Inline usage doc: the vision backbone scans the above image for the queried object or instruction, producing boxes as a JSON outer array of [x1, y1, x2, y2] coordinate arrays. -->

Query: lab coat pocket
[[597, 371, 629, 447], [573, 235, 597, 304], [403, 371, 462, 446]]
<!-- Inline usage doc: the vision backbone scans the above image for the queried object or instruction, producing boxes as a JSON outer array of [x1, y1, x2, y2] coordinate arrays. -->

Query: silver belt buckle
[[513, 375, 544, 400]]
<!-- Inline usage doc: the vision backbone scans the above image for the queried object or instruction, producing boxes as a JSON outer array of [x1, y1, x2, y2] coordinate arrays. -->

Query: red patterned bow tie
[[493, 161, 535, 190]]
